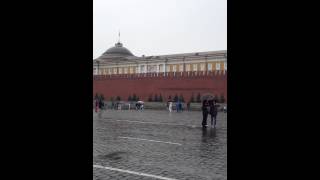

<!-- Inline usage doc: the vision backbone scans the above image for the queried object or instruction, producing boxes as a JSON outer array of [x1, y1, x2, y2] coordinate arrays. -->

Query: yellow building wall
[[177, 64, 183, 72]]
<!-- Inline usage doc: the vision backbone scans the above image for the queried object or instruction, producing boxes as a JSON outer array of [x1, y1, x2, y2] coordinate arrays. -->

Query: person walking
[[202, 99, 210, 128], [111, 101, 114, 110], [187, 101, 190, 111], [179, 101, 182, 112], [99, 99, 103, 111], [176, 101, 179, 112], [168, 101, 173, 112], [95, 99, 99, 113], [209, 100, 218, 128]]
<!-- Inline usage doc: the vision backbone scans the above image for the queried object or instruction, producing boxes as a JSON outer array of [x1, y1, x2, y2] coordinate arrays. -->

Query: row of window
[[94, 62, 227, 75], [162, 63, 227, 72]]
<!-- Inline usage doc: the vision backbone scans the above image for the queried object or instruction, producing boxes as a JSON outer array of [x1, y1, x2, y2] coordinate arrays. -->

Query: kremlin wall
[[93, 71, 227, 102]]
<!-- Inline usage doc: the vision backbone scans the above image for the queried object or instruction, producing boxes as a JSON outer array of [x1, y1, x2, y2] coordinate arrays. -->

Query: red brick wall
[[93, 71, 227, 102]]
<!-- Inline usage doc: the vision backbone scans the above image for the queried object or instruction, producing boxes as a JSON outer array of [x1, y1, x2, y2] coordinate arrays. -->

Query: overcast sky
[[93, 0, 227, 59]]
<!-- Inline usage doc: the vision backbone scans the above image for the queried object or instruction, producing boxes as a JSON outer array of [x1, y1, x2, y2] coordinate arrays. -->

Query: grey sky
[[93, 0, 227, 59]]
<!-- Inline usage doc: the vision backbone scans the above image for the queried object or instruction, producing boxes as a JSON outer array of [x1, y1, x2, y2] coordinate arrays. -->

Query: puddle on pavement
[[98, 151, 128, 161]]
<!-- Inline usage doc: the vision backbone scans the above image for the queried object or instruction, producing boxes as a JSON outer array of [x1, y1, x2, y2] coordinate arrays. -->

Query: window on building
[[193, 64, 198, 71], [141, 65, 145, 73], [135, 67, 139, 73], [148, 65, 157, 73], [159, 64, 163, 72], [224, 62, 227, 70], [179, 64, 183, 72], [200, 64, 205, 71], [119, 68, 122, 74], [166, 65, 170, 72], [208, 64, 212, 71], [124, 68, 128, 74], [216, 63, 221, 70], [113, 68, 117, 74], [173, 65, 177, 72], [186, 64, 190, 71]]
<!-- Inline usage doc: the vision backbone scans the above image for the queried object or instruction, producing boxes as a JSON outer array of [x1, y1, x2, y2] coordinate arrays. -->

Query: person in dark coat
[[98, 100, 103, 110], [178, 101, 183, 112], [176, 101, 179, 112], [202, 100, 210, 128], [209, 100, 218, 128], [95, 99, 99, 112], [187, 102, 190, 111]]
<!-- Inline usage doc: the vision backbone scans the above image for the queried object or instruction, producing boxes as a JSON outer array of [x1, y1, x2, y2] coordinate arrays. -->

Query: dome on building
[[103, 42, 134, 56]]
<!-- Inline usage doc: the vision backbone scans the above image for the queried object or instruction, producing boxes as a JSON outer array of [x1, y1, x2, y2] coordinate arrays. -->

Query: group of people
[[95, 97, 225, 129], [202, 99, 219, 128], [135, 102, 144, 110], [94, 99, 105, 112], [167, 101, 184, 112]]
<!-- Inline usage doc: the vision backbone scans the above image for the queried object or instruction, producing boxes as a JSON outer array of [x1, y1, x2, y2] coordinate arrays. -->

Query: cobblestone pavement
[[93, 109, 227, 180]]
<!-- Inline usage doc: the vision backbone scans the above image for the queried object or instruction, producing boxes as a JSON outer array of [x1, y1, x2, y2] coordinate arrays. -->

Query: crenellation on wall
[[93, 71, 227, 80]]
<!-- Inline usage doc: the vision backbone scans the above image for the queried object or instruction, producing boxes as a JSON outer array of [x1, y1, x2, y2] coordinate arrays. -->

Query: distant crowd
[[94, 97, 227, 128]]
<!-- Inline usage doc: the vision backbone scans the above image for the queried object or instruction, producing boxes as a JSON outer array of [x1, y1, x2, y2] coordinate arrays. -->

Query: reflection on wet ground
[[93, 110, 227, 180]]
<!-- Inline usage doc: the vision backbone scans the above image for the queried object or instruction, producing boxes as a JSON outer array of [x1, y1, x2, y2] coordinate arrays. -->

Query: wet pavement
[[93, 109, 227, 180]]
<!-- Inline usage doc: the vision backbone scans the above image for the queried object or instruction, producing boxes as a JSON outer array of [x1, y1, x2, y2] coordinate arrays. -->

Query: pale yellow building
[[93, 41, 227, 75]]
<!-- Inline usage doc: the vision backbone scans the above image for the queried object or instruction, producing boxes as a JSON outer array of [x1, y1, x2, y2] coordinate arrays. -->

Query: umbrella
[[201, 93, 215, 101], [137, 101, 144, 104]]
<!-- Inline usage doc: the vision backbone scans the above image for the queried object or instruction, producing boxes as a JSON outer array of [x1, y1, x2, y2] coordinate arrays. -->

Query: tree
[[179, 94, 185, 102], [132, 94, 137, 101], [148, 94, 153, 102], [190, 93, 195, 102], [220, 94, 225, 103], [196, 93, 201, 103], [128, 95, 132, 101], [95, 93, 99, 100], [116, 96, 121, 101], [174, 94, 179, 102], [154, 94, 158, 102], [159, 94, 163, 102]]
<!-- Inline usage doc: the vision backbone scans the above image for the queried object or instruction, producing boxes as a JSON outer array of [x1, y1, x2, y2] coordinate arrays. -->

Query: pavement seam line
[[112, 119, 200, 128], [93, 165, 178, 180], [118, 136, 182, 146]]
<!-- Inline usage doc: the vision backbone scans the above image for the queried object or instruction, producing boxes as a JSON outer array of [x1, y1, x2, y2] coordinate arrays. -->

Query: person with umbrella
[[209, 99, 219, 128], [136, 101, 144, 110]]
